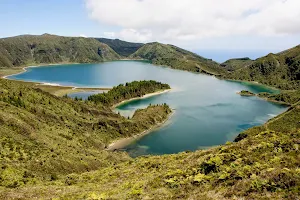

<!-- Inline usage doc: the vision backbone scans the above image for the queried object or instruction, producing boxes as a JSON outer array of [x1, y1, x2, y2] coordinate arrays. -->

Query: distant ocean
[[194, 49, 275, 63]]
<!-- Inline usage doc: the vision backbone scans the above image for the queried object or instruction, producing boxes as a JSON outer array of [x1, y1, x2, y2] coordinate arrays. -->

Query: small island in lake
[[237, 90, 256, 96]]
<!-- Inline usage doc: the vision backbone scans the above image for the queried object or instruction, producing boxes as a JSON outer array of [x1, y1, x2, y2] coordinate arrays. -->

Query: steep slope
[[0, 34, 121, 68], [0, 79, 171, 185], [96, 38, 144, 57], [225, 45, 300, 90], [130, 42, 225, 75], [1, 93, 299, 199]]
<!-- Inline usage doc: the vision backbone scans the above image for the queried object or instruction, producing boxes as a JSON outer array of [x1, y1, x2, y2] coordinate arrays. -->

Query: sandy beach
[[112, 89, 172, 108], [107, 88, 173, 150], [106, 110, 174, 151]]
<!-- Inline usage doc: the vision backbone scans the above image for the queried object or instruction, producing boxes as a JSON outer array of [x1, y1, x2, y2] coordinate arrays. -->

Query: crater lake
[[7, 61, 287, 157]]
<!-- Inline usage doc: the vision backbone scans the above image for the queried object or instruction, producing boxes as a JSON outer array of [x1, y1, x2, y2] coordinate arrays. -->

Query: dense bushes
[[88, 80, 170, 106]]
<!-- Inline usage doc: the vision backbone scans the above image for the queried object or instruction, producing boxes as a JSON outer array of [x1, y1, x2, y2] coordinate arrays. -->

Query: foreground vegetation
[[88, 80, 170, 106], [0, 34, 299, 199], [0, 82, 299, 199], [0, 78, 171, 188]]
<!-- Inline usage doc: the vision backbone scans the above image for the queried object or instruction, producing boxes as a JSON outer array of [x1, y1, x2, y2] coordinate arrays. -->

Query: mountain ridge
[[223, 45, 300, 90], [95, 38, 144, 57], [0, 34, 121, 69], [0, 34, 226, 76], [129, 42, 225, 75]]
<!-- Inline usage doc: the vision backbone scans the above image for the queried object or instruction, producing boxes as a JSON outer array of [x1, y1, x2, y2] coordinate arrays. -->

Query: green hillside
[[96, 38, 144, 57], [0, 35, 300, 199], [0, 79, 299, 199], [225, 45, 300, 90], [130, 42, 225, 75], [0, 79, 171, 187], [0, 34, 120, 68]]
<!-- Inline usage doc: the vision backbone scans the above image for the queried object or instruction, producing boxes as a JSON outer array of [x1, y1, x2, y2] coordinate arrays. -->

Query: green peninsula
[[88, 80, 171, 107]]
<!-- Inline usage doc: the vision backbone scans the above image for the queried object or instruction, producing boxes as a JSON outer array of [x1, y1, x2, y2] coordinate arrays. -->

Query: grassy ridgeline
[[96, 38, 144, 57], [0, 34, 120, 68], [0, 78, 171, 187], [224, 45, 300, 90], [129, 42, 225, 75], [0, 34, 226, 78], [88, 80, 171, 106]]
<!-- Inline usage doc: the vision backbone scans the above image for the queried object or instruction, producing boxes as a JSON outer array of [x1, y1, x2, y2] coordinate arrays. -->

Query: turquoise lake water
[[8, 61, 287, 157]]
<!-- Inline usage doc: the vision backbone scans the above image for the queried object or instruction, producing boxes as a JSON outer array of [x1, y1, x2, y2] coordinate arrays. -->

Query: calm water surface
[[8, 61, 287, 156]]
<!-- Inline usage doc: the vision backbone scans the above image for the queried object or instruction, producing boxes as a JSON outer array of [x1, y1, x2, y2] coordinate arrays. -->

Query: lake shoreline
[[106, 110, 175, 151], [237, 91, 291, 106], [1, 63, 112, 96], [112, 89, 172, 109], [225, 79, 281, 92], [1, 62, 83, 79], [1, 61, 281, 93], [0, 59, 150, 79], [0, 61, 289, 155]]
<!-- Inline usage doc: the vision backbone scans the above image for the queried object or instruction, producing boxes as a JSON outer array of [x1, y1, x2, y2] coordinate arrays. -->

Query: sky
[[1, 0, 300, 62]]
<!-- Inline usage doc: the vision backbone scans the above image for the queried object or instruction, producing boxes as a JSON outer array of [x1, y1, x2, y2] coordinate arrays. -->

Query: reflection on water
[[8, 61, 288, 157]]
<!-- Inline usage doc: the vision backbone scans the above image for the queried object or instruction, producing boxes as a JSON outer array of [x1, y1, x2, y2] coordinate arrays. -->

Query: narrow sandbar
[[112, 89, 172, 109], [106, 110, 174, 151]]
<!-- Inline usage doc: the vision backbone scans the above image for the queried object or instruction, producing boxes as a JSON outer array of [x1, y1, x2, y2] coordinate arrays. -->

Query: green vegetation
[[258, 90, 300, 105], [238, 90, 256, 96], [0, 78, 171, 188], [0, 67, 24, 77], [225, 45, 300, 90], [0, 34, 225, 77], [237, 90, 300, 105], [221, 57, 253, 71], [96, 38, 144, 57], [0, 34, 120, 68], [88, 80, 170, 106], [0, 85, 299, 199], [0, 34, 300, 199], [130, 42, 226, 75]]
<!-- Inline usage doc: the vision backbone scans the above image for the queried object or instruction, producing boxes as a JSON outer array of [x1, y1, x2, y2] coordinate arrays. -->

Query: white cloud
[[103, 31, 116, 38], [85, 0, 300, 44], [118, 29, 152, 42], [79, 34, 87, 38]]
